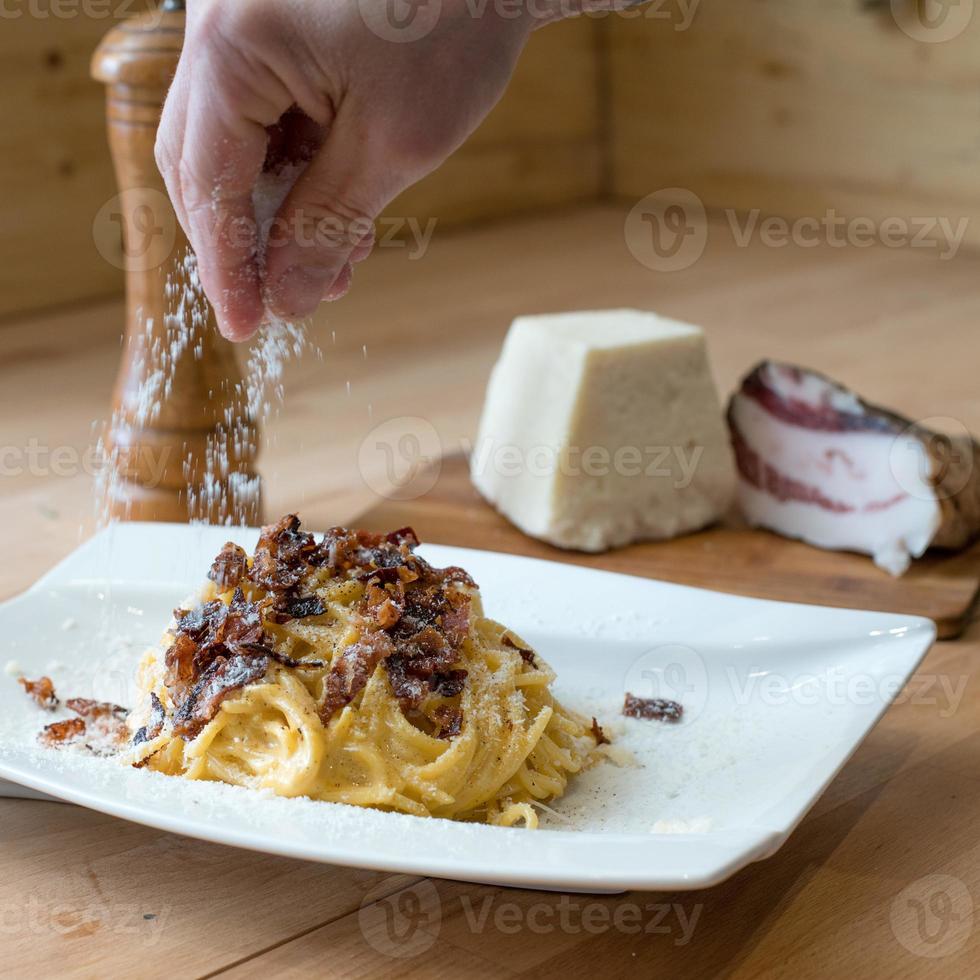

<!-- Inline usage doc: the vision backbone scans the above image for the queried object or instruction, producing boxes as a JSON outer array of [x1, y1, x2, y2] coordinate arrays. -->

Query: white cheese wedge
[[470, 310, 735, 551]]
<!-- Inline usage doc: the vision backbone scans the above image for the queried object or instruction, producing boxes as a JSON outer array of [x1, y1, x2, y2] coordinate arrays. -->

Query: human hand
[[155, 0, 536, 340]]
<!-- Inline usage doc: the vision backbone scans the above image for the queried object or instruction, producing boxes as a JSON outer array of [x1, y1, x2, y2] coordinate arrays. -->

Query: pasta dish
[[124, 516, 604, 828]]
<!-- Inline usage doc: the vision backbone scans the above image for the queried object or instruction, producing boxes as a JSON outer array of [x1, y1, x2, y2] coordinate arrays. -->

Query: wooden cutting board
[[359, 454, 980, 639]]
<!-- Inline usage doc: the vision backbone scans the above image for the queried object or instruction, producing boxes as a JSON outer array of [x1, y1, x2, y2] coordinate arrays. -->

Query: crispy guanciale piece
[[237, 641, 325, 671], [209, 542, 248, 591], [363, 581, 404, 629], [221, 590, 266, 647], [178, 588, 264, 651], [433, 705, 463, 740], [590, 718, 610, 745], [395, 626, 456, 678], [172, 653, 269, 740], [66, 698, 130, 752], [442, 566, 477, 589], [166, 588, 265, 700], [164, 632, 199, 700], [250, 514, 317, 591], [268, 592, 328, 624], [385, 526, 421, 550], [623, 693, 683, 723], [344, 528, 475, 713], [164, 576, 314, 737], [438, 600, 470, 650], [319, 632, 395, 724], [390, 576, 471, 647], [287, 516, 478, 718], [133, 692, 166, 746], [392, 587, 468, 653], [18, 675, 58, 711], [430, 670, 467, 698], [66, 698, 127, 720], [501, 631, 537, 667], [185, 518, 478, 735], [385, 627, 460, 709], [34, 695, 130, 753], [39, 717, 85, 747], [315, 526, 421, 576], [383, 658, 427, 709]]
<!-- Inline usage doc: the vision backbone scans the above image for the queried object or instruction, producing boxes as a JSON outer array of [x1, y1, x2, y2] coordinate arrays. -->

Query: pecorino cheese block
[[470, 310, 735, 552]]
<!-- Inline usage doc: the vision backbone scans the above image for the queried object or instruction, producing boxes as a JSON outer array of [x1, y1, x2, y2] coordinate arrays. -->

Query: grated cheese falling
[[94, 242, 320, 529]]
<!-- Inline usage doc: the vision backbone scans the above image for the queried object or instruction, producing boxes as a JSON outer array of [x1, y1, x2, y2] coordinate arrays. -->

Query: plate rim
[[0, 522, 938, 891]]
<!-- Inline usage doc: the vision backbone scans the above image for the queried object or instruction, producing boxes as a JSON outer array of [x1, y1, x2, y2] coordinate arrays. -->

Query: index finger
[[178, 63, 270, 342]]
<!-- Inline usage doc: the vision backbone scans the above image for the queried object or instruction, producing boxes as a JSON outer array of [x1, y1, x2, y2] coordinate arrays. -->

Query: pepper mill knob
[[92, 3, 261, 525]]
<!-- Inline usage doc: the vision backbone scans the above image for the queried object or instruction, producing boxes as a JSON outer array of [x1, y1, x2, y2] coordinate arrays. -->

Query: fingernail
[[272, 266, 330, 318], [324, 264, 353, 302]]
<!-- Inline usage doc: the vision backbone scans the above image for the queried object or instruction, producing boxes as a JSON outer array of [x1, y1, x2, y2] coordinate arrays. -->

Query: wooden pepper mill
[[91, 0, 261, 525]]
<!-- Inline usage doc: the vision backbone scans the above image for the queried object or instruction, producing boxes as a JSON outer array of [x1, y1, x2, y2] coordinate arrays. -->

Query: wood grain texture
[[0, 15, 132, 318], [90, 9, 261, 524], [609, 0, 980, 246], [3, 204, 980, 597], [1, 207, 979, 976], [0, 797, 422, 979], [358, 454, 980, 639]]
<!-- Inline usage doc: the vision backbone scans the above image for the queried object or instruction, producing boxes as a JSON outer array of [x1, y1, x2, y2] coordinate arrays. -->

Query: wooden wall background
[[608, 0, 980, 248], [2, 14, 131, 320], [394, 18, 603, 226], [2, 1, 977, 321]]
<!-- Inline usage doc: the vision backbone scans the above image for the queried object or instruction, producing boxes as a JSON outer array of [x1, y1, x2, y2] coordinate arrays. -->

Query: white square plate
[[0, 523, 934, 892]]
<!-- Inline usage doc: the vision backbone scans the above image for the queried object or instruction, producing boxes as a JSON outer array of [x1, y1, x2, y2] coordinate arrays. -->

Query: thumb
[[263, 119, 397, 320]]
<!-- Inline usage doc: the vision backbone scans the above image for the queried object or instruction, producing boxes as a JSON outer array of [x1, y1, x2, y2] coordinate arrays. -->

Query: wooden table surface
[[1, 206, 979, 977]]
